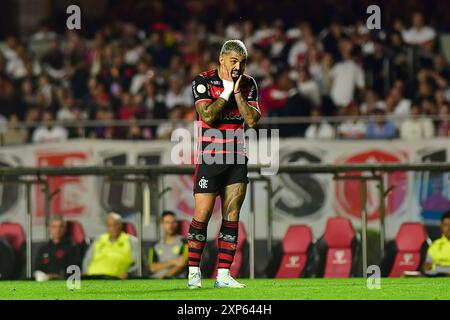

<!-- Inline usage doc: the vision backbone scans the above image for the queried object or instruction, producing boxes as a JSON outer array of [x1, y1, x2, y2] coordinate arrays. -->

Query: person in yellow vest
[[83, 213, 138, 279], [423, 211, 450, 276]]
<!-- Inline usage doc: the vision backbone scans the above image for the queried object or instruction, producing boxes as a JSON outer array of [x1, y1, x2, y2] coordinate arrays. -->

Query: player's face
[[222, 52, 246, 79], [106, 217, 122, 239], [49, 220, 65, 242], [442, 218, 450, 239], [161, 215, 178, 236]]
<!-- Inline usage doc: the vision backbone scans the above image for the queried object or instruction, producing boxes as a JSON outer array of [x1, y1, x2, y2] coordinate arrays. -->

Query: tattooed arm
[[192, 70, 234, 126], [195, 99, 227, 126], [234, 76, 261, 128]]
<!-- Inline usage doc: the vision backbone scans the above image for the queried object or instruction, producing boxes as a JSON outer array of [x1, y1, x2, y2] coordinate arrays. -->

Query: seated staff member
[[423, 211, 450, 276], [34, 216, 81, 281], [83, 213, 138, 279], [149, 211, 188, 279]]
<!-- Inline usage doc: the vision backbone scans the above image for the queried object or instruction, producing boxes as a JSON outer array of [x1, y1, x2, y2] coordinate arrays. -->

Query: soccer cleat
[[214, 269, 246, 288], [188, 267, 202, 289]]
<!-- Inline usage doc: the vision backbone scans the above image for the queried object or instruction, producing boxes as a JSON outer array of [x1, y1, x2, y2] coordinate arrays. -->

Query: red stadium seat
[[314, 217, 360, 278], [177, 219, 190, 238], [65, 220, 86, 246], [0, 222, 26, 253], [210, 222, 249, 279], [382, 223, 429, 277], [0, 222, 26, 279], [272, 225, 314, 278], [122, 222, 137, 236]]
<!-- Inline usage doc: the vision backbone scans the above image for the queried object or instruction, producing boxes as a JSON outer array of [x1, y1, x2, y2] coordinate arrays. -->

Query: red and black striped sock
[[217, 220, 239, 269], [188, 219, 208, 267]]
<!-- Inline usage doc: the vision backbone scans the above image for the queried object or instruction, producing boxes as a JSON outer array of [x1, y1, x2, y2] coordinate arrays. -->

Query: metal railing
[[1, 162, 450, 279]]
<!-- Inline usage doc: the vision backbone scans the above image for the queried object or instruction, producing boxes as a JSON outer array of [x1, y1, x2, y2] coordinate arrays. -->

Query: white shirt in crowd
[[337, 120, 367, 138], [298, 80, 321, 106], [32, 126, 68, 143], [330, 60, 365, 107], [402, 26, 436, 46], [305, 121, 335, 139], [165, 86, 193, 110], [400, 118, 435, 140], [130, 73, 147, 94], [392, 99, 412, 116]]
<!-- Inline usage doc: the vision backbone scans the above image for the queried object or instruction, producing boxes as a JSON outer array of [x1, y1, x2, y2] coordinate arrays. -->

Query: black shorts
[[194, 159, 249, 194]]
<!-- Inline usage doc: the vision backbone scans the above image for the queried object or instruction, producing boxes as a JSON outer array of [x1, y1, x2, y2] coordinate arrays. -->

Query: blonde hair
[[220, 39, 248, 58]]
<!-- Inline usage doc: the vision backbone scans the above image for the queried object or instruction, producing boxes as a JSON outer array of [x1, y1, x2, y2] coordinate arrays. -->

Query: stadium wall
[[0, 138, 449, 242]]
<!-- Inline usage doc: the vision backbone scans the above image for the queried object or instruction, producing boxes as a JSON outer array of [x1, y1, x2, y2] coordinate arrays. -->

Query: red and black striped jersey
[[192, 69, 259, 160]]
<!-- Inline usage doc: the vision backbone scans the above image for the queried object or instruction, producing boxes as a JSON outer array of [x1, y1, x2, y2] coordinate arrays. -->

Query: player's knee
[[195, 209, 213, 221]]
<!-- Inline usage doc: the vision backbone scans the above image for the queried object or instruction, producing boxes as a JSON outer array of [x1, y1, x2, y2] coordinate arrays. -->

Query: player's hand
[[234, 74, 243, 93], [221, 64, 233, 82], [174, 256, 186, 267], [423, 262, 433, 272], [118, 272, 128, 280]]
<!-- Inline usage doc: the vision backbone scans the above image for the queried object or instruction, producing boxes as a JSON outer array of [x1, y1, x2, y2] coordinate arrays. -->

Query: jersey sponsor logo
[[198, 176, 208, 189], [219, 113, 244, 121]]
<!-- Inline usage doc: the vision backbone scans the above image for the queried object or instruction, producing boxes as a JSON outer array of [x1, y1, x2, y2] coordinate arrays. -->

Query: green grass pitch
[[1, 278, 449, 300]]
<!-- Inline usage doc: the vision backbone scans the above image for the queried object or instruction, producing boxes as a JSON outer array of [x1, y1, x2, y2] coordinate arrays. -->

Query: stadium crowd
[[0, 0, 450, 144]]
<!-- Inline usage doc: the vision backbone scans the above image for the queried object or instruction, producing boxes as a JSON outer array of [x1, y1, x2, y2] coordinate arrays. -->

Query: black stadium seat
[[313, 217, 360, 278], [266, 225, 315, 278], [0, 238, 15, 279]]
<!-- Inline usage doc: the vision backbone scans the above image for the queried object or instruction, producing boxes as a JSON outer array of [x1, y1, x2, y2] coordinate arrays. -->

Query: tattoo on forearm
[[196, 99, 227, 125], [234, 92, 261, 127]]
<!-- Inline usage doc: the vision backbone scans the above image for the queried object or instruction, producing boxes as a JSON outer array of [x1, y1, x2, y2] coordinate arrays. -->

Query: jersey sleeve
[[246, 77, 260, 111], [192, 75, 212, 106]]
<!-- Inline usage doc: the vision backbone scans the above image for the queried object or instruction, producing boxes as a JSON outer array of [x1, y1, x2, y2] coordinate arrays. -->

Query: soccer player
[[188, 40, 261, 288]]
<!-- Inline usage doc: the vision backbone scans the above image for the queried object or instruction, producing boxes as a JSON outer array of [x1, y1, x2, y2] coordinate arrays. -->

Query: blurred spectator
[[165, 77, 193, 110], [156, 106, 185, 140], [148, 211, 187, 279], [400, 104, 434, 139], [118, 93, 144, 120], [422, 211, 450, 276], [360, 89, 385, 115], [437, 104, 450, 137], [305, 108, 335, 139], [261, 70, 291, 117], [130, 61, 151, 94], [0, 113, 6, 136], [32, 111, 68, 143], [42, 40, 65, 81], [2, 114, 28, 145], [296, 65, 321, 107], [401, 12, 436, 46], [365, 108, 397, 139], [34, 216, 81, 281], [83, 213, 138, 280], [330, 38, 365, 110], [337, 105, 366, 139]]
